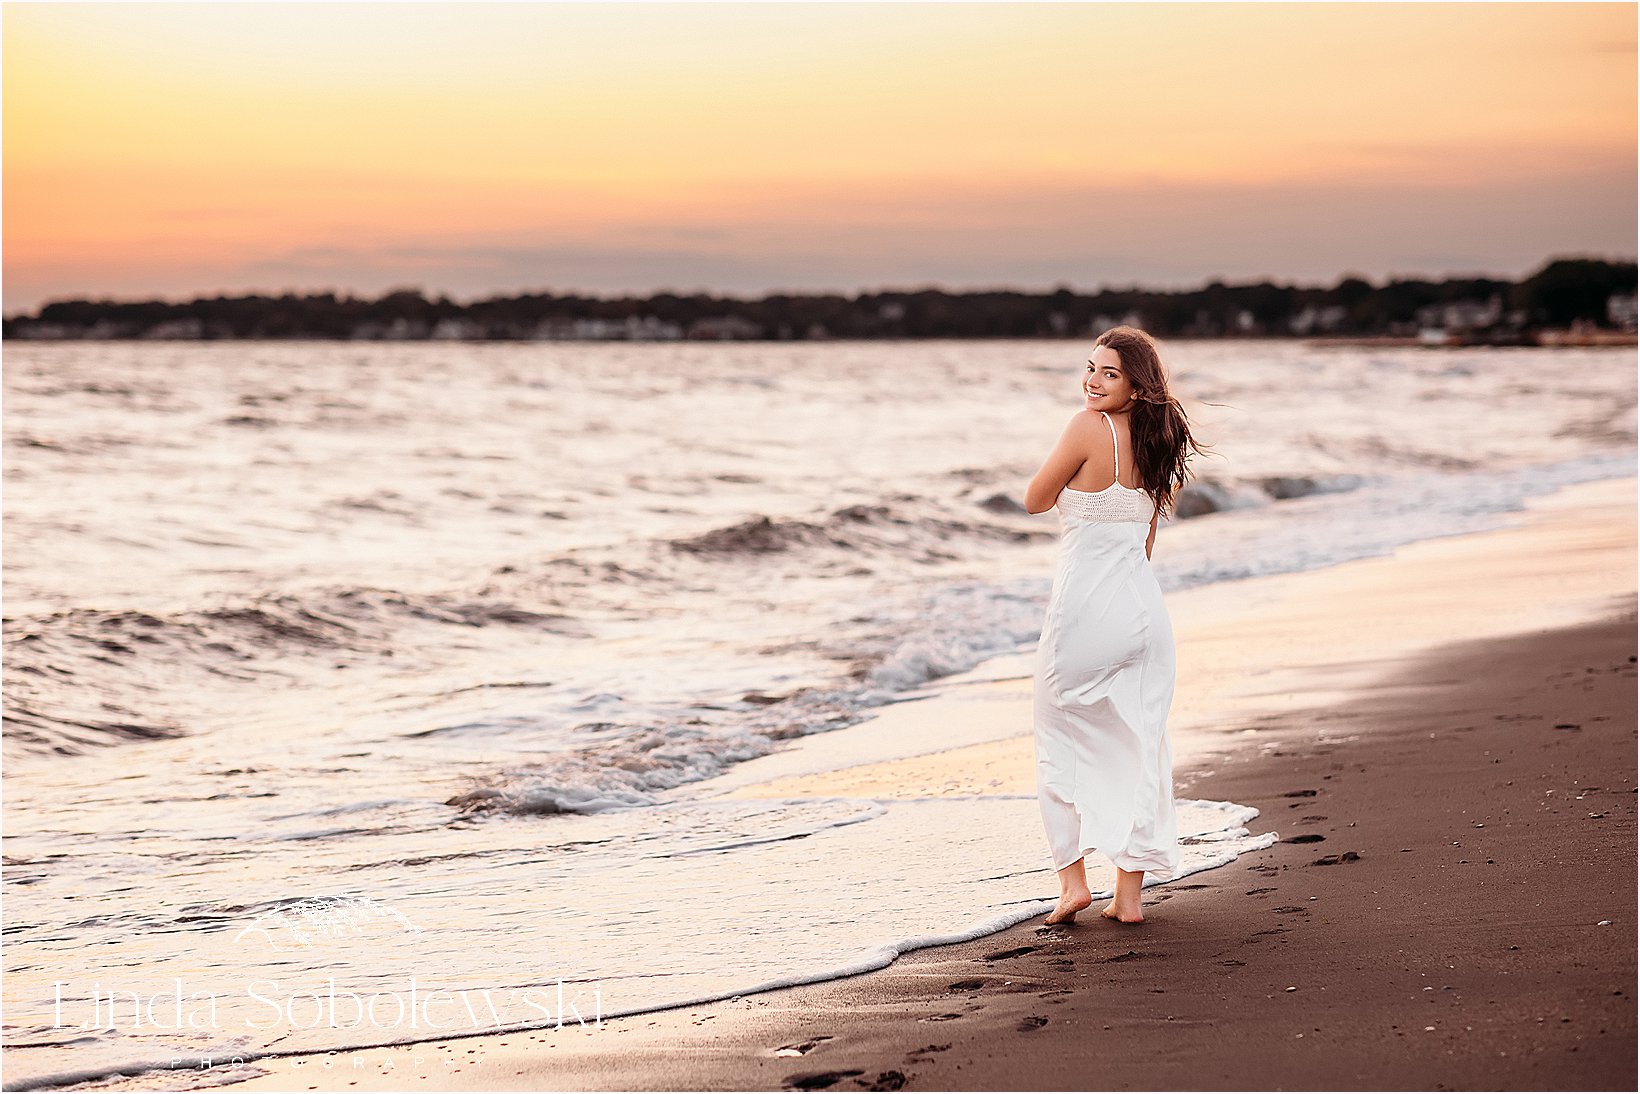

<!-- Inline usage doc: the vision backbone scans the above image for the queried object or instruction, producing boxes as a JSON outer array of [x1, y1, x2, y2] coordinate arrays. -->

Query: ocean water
[[3, 338, 1634, 1087]]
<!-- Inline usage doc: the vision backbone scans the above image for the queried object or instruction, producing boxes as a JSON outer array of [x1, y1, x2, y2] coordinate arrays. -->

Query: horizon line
[[11, 252, 1638, 321]]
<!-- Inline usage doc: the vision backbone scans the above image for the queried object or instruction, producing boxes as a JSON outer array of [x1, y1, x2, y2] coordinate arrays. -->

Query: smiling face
[[1083, 344, 1136, 410]]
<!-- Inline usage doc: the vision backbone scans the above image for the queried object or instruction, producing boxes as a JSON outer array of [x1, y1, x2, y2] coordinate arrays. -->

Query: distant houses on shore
[[6, 257, 1633, 344]]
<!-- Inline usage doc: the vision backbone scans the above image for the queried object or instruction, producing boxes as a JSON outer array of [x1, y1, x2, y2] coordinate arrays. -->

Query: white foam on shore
[[0, 795, 1274, 1091], [719, 796, 1278, 993]]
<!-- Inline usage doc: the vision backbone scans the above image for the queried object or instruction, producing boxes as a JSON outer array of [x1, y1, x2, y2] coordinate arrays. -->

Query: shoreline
[[206, 624, 1636, 1094], [48, 477, 1639, 1092]]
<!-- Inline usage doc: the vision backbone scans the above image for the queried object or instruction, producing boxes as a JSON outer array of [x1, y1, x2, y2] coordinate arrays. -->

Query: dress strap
[[1099, 410, 1120, 482]]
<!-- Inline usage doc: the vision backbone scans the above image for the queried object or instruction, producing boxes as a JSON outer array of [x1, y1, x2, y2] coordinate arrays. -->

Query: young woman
[[1023, 325, 1205, 926]]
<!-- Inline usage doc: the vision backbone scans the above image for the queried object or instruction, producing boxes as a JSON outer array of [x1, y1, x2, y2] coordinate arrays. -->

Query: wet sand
[[93, 478, 1638, 1092]]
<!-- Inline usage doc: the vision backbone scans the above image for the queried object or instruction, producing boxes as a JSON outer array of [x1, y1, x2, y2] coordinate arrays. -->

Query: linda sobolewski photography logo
[[52, 894, 604, 1036]]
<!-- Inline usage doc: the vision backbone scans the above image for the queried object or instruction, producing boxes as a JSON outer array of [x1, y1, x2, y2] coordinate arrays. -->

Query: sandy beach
[[62, 476, 1638, 1093]]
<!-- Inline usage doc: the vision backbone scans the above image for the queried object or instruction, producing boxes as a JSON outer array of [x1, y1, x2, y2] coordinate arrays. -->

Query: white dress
[[1033, 410, 1181, 880]]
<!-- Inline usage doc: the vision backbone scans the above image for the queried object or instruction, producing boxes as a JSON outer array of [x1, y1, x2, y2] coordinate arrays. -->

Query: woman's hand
[[1023, 412, 1100, 514]]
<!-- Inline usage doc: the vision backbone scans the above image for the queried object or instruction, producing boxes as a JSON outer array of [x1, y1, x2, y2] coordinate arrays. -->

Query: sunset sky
[[3, 2, 1635, 314]]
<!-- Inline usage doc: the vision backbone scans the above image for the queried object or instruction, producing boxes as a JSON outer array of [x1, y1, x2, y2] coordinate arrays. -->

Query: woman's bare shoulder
[[1061, 409, 1106, 433]]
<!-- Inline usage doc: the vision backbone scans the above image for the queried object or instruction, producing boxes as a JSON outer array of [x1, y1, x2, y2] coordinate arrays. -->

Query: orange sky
[[3, 2, 1635, 312]]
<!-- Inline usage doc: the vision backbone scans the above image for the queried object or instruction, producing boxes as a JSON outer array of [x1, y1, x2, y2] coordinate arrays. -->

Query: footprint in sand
[[1246, 887, 1277, 895], [782, 1069, 864, 1090], [921, 1012, 963, 1022], [1281, 834, 1326, 844], [1018, 1015, 1049, 1031], [773, 1036, 835, 1058], [948, 978, 987, 992], [983, 945, 1037, 961]]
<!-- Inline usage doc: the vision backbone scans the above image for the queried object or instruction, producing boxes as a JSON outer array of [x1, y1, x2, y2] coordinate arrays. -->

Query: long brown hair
[[1092, 325, 1208, 518]]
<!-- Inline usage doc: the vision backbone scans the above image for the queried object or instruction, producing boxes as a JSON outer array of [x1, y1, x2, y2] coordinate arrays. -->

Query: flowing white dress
[[1033, 410, 1181, 880]]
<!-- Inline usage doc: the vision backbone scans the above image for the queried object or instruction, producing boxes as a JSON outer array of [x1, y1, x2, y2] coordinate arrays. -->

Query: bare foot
[[1044, 889, 1093, 925], [1100, 899, 1144, 924]]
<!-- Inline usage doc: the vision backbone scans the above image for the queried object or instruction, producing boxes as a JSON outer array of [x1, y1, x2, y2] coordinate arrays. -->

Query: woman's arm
[[1145, 506, 1159, 560], [1023, 413, 1099, 514]]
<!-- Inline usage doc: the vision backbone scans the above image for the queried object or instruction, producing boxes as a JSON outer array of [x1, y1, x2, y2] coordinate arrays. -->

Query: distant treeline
[[4, 256, 1634, 342]]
